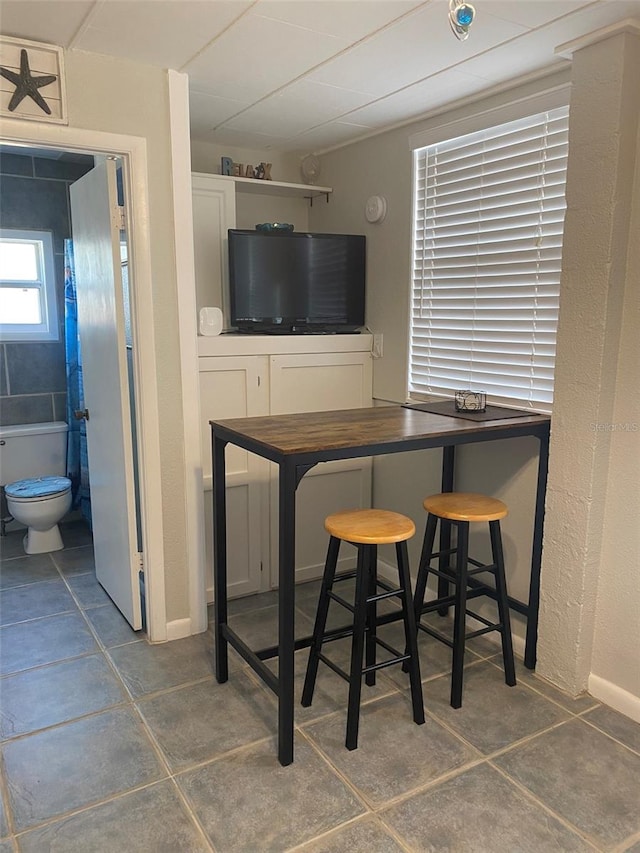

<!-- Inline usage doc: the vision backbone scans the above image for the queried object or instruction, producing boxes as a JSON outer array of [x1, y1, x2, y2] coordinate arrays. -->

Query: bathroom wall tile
[[2, 706, 166, 831], [0, 394, 53, 426], [6, 342, 66, 395], [17, 781, 210, 853], [0, 152, 33, 177], [52, 392, 67, 421], [33, 155, 93, 182], [0, 175, 70, 253]]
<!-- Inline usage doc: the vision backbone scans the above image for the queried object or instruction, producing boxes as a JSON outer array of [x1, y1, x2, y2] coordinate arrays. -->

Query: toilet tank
[[0, 422, 69, 487]]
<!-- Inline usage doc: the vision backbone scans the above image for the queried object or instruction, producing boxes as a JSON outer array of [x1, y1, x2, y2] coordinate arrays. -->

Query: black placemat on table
[[403, 401, 538, 421]]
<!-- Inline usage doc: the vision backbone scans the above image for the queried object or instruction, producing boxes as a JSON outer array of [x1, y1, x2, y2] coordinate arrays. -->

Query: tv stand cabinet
[[198, 334, 373, 602]]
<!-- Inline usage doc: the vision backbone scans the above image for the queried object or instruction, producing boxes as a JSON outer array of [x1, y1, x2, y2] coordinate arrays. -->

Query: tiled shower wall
[[0, 151, 93, 427]]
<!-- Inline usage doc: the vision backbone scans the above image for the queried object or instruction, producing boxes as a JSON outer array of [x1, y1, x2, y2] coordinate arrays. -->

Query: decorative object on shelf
[[255, 223, 294, 232], [449, 0, 476, 40], [220, 157, 273, 180], [301, 154, 321, 185], [455, 390, 487, 412], [199, 306, 224, 337], [0, 36, 66, 123], [365, 195, 387, 224]]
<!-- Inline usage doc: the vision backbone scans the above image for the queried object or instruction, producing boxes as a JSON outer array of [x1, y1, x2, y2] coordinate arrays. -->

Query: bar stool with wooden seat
[[302, 508, 425, 750], [410, 492, 516, 709]]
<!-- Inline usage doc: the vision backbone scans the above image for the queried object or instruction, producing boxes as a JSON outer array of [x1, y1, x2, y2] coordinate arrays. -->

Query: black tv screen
[[228, 229, 366, 333]]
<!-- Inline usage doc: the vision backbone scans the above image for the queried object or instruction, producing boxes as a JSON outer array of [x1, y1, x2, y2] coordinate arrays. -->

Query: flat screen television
[[227, 229, 366, 334]]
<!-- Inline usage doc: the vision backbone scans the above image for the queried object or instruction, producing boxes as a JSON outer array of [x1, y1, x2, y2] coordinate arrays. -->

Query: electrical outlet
[[372, 333, 383, 359]]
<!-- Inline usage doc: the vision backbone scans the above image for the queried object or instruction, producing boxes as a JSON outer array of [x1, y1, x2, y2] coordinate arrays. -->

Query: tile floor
[[1, 522, 639, 852]]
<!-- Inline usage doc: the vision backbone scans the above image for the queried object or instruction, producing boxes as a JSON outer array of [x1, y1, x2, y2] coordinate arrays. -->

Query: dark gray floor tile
[[2, 707, 166, 831], [108, 634, 215, 698], [264, 641, 397, 725], [424, 660, 570, 753], [0, 841, 13, 853], [16, 780, 210, 853], [57, 521, 93, 549], [177, 732, 364, 852], [304, 693, 477, 808], [490, 658, 599, 713], [227, 603, 315, 651], [0, 654, 127, 739], [494, 718, 640, 848], [0, 612, 98, 675], [0, 554, 58, 589], [583, 705, 640, 753], [383, 763, 592, 852], [50, 545, 95, 575], [0, 531, 29, 561], [0, 579, 76, 627], [226, 588, 279, 615], [84, 603, 144, 648], [623, 840, 640, 852], [137, 670, 276, 770], [65, 572, 112, 609], [297, 815, 405, 852]]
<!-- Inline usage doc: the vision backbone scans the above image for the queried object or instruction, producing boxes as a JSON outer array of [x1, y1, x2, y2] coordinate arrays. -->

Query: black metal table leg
[[524, 427, 550, 670], [278, 458, 297, 766], [437, 445, 456, 613], [212, 433, 229, 683]]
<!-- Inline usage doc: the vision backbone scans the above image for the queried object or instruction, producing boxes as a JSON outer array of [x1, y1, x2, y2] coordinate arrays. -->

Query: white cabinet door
[[199, 356, 269, 600], [268, 351, 373, 586], [191, 174, 236, 325]]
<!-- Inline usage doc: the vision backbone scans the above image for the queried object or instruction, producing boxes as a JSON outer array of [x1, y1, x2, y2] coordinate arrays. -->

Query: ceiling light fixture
[[449, 0, 476, 40]]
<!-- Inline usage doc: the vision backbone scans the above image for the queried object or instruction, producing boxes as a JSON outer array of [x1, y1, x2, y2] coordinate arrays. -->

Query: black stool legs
[[412, 513, 516, 709], [303, 535, 424, 751]]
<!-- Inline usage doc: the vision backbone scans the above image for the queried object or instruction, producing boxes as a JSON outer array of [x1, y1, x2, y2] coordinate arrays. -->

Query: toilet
[[0, 422, 72, 554]]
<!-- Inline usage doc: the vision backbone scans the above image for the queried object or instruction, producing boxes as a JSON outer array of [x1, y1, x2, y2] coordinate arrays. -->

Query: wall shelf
[[209, 173, 332, 203]]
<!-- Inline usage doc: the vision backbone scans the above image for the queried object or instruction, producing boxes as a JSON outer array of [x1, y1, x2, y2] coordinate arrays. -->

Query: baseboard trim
[[165, 617, 194, 641], [588, 673, 640, 723]]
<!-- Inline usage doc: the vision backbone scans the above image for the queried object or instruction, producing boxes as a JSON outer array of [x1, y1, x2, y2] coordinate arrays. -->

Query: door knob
[[74, 408, 90, 421]]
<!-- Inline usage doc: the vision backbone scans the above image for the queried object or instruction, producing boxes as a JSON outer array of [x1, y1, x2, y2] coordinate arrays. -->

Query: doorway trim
[[1, 119, 167, 641]]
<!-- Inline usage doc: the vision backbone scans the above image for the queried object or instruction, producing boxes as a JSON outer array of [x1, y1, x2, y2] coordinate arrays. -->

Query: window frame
[[407, 97, 570, 414], [0, 228, 59, 343]]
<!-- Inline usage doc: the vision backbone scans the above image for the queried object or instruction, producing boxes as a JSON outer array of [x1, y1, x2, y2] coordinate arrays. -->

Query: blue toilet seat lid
[[5, 476, 71, 499]]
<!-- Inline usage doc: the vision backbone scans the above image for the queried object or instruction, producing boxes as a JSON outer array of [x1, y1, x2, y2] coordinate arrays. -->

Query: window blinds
[[409, 106, 569, 412]]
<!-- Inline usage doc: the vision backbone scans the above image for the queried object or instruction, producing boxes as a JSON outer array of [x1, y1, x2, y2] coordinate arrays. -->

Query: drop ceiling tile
[[189, 90, 249, 137], [253, 0, 422, 40], [75, 1, 253, 69], [0, 0, 94, 47], [292, 120, 375, 151], [261, 80, 375, 123], [184, 12, 349, 101], [346, 70, 493, 125], [210, 127, 290, 149], [475, 0, 593, 28], [307, 3, 528, 97]]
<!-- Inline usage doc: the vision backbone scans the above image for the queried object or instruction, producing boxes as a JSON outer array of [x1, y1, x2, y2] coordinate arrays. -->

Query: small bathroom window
[[0, 228, 59, 342]]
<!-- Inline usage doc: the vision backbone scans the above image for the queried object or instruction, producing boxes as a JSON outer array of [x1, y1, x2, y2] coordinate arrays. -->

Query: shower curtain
[[64, 239, 92, 528]]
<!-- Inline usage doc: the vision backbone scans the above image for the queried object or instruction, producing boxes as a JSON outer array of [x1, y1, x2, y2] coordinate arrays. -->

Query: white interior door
[[70, 158, 142, 629]]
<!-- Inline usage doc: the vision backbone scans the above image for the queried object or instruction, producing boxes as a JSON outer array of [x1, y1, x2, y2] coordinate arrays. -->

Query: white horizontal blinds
[[410, 106, 569, 411]]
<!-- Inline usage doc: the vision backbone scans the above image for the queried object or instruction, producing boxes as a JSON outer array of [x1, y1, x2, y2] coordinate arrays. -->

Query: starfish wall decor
[[0, 48, 57, 115]]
